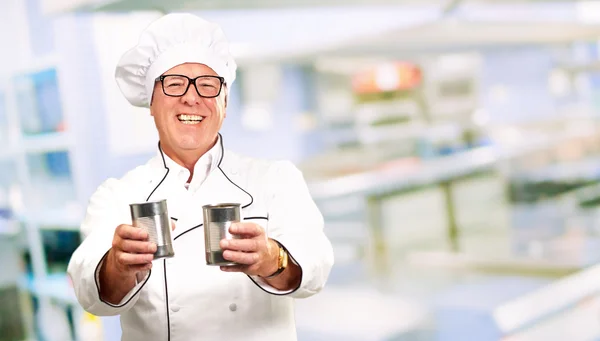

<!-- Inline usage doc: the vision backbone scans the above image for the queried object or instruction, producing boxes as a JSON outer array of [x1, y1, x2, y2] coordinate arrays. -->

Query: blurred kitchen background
[[4, 0, 600, 340]]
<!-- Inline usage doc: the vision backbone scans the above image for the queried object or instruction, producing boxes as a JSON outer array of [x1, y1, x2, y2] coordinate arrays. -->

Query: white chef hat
[[114, 13, 237, 108]]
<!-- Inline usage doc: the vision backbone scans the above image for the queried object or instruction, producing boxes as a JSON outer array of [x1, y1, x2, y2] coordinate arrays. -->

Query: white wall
[[90, 12, 161, 157], [0, 0, 32, 75]]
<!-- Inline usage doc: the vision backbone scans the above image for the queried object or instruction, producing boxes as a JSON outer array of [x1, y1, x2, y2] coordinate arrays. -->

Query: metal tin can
[[202, 203, 241, 266], [130, 199, 174, 260]]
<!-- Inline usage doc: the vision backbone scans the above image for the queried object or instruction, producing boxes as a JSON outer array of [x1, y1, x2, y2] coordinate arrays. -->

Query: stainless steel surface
[[130, 199, 174, 260], [203, 203, 241, 266]]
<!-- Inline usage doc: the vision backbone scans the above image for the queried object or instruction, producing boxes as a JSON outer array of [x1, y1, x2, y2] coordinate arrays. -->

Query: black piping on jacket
[[154, 140, 171, 341], [92, 143, 167, 313], [172, 135, 303, 296], [97, 134, 303, 341]]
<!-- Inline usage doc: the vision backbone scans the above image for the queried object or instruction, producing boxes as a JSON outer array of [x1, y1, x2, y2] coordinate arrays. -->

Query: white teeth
[[178, 114, 203, 123]]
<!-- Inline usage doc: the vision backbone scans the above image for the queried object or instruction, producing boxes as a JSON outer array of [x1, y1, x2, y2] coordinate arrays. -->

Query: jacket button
[[171, 305, 180, 312], [229, 303, 237, 312]]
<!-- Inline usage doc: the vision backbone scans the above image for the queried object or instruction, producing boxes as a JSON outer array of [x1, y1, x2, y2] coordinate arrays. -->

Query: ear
[[222, 87, 228, 115]]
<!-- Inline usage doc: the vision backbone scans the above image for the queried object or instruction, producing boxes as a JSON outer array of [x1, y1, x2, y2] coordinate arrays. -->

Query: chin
[[173, 134, 215, 151], [177, 142, 204, 151]]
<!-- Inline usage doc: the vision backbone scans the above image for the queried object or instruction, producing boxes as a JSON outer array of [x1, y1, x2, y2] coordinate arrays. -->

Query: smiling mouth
[[177, 114, 204, 125]]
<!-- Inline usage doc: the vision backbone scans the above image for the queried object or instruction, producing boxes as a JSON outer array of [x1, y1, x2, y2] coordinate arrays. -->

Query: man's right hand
[[99, 224, 156, 305]]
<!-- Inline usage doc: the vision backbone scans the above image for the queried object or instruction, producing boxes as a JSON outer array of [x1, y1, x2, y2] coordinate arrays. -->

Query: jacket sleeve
[[250, 161, 334, 298], [67, 178, 151, 316]]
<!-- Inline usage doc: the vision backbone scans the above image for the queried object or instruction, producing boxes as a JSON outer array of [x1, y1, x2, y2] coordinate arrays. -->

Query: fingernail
[[149, 243, 157, 253], [229, 223, 237, 232], [220, 240, 229, 248]]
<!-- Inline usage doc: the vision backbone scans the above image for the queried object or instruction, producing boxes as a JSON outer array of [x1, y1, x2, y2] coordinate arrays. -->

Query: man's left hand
[[219, 222, 279, 277]]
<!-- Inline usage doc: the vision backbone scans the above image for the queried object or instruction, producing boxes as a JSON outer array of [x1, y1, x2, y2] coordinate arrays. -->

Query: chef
[[67, 12, 334, 341]]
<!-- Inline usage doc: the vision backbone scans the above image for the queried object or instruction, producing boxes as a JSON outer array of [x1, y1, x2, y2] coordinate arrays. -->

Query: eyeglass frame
[[155, 74, 226, 98]]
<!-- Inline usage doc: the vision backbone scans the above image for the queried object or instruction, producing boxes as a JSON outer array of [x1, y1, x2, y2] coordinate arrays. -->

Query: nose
[[181, 83, 200, 105]]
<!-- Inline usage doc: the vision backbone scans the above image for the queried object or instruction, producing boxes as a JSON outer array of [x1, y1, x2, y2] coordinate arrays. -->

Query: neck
[[160, 137, 218, 181]]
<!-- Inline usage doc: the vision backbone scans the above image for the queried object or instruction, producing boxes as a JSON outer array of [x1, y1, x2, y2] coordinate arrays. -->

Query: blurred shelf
[[506, 294, 600, 341], [0, 219, 20, 236], [513, 157, 600, 183], [356, 122, 427, 145], [0, 54, 60, 80], [0, 147, 17, 160], [17, 207, 83, 230], [18, 273, 77, 306], [407, 250, 584, 278], [49, 0, 437, 13], [558, 60, 600, 74], [493, 263, 600, 335], [575, 182, 600, 207], [307, 128, 598, 200], [307, 145, 496, 200], [22, 131, 73, 154], [35, 224, 81, 232], [0, 132, 73, 159]]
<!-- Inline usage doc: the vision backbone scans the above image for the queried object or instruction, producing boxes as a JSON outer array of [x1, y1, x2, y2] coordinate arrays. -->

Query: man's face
[[150, 62, 227, 156]]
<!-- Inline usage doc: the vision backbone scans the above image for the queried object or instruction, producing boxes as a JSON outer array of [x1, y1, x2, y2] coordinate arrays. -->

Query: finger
[[171, 221, 176, 231], [220, 265, 247, 272], [220, 238, 259, 252], [222, 250, 259, 265], [116, 251, 154, 266], [117, 224, 149, 241], [229, 222, 262, 237], [128, 263, 153, 272], [120, 239, 157, 254]]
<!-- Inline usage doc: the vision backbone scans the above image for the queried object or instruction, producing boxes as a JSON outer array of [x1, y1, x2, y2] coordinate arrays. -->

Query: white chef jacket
[[67, 134, 334, 341]]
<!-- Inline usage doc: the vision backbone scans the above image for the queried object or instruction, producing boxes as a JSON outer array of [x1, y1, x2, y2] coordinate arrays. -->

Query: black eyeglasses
[[155, 74, 225, 98]]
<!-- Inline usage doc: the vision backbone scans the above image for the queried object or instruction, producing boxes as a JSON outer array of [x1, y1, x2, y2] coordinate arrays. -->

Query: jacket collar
[[158, 134, 222, 190], [146, 133, 253, 210]]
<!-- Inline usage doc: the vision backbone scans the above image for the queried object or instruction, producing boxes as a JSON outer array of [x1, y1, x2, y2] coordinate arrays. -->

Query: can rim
[[129, 199, 167, 207], [202, 202, 241, 209]]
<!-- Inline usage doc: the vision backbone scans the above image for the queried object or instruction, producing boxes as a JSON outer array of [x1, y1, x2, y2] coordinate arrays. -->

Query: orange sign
[[352, 62, 422, 94]]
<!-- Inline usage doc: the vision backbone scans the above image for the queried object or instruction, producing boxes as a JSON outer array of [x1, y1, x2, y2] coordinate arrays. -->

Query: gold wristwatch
[[265, 241, 288, 278]]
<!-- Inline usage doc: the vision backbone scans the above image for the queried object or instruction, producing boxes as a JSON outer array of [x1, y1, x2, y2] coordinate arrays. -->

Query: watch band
[[264, 241, 288, 279]]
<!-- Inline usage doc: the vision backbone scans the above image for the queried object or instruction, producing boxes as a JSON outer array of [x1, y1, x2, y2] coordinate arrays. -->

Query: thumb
[[171, 221, 176, 231]]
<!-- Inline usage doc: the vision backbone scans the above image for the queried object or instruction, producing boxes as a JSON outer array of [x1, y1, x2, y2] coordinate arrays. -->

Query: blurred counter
[[295, 253, 600, 341]]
